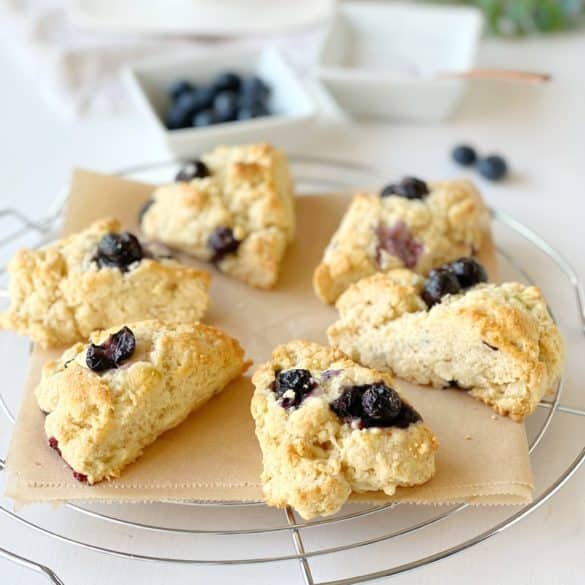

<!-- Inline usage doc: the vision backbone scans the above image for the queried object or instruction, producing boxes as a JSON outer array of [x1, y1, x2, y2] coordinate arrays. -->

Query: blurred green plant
[[434, 0, 585, 34]]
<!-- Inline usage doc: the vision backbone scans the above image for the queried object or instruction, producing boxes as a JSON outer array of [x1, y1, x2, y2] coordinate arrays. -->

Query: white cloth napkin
[[0, 0, 323, 118]]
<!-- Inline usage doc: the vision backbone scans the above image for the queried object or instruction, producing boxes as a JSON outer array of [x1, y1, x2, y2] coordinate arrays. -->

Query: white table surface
[[0, 30, 584, 585]]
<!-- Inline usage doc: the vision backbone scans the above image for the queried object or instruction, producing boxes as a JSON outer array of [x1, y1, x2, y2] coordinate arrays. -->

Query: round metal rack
[[0, 156, 584, 585]]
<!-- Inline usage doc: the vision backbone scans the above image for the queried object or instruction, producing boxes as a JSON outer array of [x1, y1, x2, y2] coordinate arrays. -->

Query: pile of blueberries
[[422, 257, 488, 308], [165, 71, 272, 130], [452, 144, 508, 182]]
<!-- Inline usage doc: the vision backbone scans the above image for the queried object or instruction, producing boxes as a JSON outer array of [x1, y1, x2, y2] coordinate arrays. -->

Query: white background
[[0, 30, 584, 585]]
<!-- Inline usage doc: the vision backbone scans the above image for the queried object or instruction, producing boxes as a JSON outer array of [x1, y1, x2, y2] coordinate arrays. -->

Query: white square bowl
[[123, 47, 318, 157], [316, 1, 484, 122]]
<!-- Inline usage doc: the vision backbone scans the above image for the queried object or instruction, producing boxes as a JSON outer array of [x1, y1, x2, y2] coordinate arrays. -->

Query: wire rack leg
[[0, 546, 65, 584], [285, 507, 315, 585]]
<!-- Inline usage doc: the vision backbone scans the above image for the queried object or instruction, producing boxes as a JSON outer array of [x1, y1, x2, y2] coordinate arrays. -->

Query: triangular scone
[[35, 320, 250, 484], [313, 178, 484, 304], [251, 341, 438, 519], [328, 270, 564, 421], [141, 143, 294, 289], [0, 218, 210, 348]]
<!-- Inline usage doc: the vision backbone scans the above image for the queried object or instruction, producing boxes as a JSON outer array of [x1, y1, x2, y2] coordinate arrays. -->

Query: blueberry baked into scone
[[140, 143, 294, 289], [328, 259, 564, 421], [0, 218, 210, 348], [36, 320, 250, 484], [251, 341, 438, 519], [313, 177, 485, 304]]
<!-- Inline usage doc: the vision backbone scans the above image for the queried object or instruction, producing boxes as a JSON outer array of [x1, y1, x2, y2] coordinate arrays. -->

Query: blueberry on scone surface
[[140, 143, 294, 289], [327, 264, 564, 421], [0, 218, 210, 348], [251, 341, 438, 519], [36, 320, 250, 484], [313, 178, 485, 304]]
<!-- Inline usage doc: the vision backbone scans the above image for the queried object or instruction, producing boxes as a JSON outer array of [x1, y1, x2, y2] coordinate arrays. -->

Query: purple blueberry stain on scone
[[48, 436, 61, 456], [208, 226, 240, 263], [94, 231, 143, 272], [175, 160, 211, 182], [330, 382, 422, 429], [376, 221, 423, 269], [273, 368, 317, 409], [138, 199, 154, 224], [86, 326, 136, 372], [380, 177, 429, 200], [73, 471, 88, 483]]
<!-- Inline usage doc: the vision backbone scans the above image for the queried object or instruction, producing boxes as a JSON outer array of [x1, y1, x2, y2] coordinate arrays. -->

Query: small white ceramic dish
[[123, 48, 317, 157], [70, 0, 334, 36], [316, 1, 484, 122]]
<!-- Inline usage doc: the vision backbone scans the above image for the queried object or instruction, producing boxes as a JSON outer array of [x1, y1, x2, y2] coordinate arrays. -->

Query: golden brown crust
[[0, 218, 210, 348], [328, 271, 564, 421], [141, 143, 295, 289], [251, 340, 438, 519], [35, 320, 250, 484], [314, 180, 485, 304]]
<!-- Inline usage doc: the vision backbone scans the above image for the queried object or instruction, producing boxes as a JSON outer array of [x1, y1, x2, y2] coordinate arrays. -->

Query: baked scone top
[[313, 178, 484, 304], [251, 340, 438, 519], [36, 320, 250, 484], [142, 143, 294, 259], [0, 218, 210, 348], [329, 269, 564, 420]]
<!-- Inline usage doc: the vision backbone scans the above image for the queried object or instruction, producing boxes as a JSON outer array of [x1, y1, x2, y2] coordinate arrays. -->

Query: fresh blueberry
[[380, 176, 429, 199], [168, 80, 193, 101], [240, 76, 270, 105], [213, 90, 239, 123], [274, 368, 315, 408], [86, 326, 136, 372], [208, 226, 240, 262], [422, 268, 461, 307], [361, 383, 403, 422], [94, 232, 143, 272], [191, 86, 216, 111], [165, 104, 191, 130], [138, 199, 154, 224], [213, 71, 241, 93], [192, 109, 217, 128], [175, 160, 210, 182], [174, 91, 201, 117], [237, 102, 269, 121], [478, 155, 508, 181], [452, 144, 477, 166], [448, 257, 488, 289]]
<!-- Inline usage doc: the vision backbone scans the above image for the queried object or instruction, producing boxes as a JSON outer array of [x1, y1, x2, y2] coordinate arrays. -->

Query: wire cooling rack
[[0, 156, 584, 585]]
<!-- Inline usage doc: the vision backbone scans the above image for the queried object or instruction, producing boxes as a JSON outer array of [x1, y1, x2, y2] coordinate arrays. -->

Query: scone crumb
[[464, 435, 473, 440]]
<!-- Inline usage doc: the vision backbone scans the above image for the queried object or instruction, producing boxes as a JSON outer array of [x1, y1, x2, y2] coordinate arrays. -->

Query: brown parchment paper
[[6, 169, 533, 506]]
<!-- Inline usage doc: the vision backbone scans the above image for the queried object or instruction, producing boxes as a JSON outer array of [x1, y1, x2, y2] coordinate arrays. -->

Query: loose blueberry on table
[[380, 177, 429, 200], [165, 71, 272, 130], [94, 232, 143, 272], [273, 368, 316, 409], [208, 226, 240, 263], [330, 382, 421, 429], [477, 155, 508, 181], [451, 144, 477, 167], [86, 326, 136, 372]]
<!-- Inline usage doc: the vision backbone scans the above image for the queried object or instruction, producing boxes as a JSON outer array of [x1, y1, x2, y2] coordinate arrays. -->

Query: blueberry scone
[[36, 320, 250, 484], [328, 259, 564, 421], [251, 341, 438, 519], [140, 143, 294, 289], [313, 176, 485, 304], [0, 218, 210, 348]]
